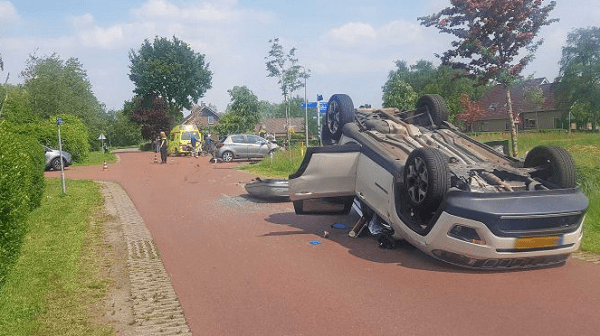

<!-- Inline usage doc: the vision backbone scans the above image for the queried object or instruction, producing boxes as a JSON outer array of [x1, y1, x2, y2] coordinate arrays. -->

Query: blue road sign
[[319, 102, 328, 113], [301, 102, 318, 109]]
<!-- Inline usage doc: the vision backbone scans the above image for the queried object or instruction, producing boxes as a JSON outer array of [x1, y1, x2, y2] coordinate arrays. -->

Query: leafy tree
[[419, 0, 558, 156], [382, 77, 418, 111], [0, 85, 36, 123], [125, 96, 175, 140], [129, 36, 213, 114], [216, 86, 261, 134], [456, 92, 486, 131], [382, 60, 490, 120], [557, 27, 600, 129], [265, 38, 310, 144], [105, 109, 143, 147], [21, 53, 107, 148]]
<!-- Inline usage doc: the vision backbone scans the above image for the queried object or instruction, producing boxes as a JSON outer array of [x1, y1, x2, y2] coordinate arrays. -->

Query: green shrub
[[0, 123, 45, 286], [4, 114, 90, 162]]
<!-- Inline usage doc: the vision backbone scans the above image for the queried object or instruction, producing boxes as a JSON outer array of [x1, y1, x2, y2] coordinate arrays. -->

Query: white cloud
[[71, 14, 125, 49], [0, 0, 19, 24]]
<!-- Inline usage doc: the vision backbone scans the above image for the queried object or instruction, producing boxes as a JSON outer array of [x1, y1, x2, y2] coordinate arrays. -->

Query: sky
[[1, 0, 600, 114]]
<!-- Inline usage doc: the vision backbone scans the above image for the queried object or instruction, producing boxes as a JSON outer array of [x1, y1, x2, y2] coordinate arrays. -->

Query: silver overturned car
[[289, 94, 588, 269]]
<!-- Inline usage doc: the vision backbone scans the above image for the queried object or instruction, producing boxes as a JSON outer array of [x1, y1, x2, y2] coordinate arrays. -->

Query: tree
[[21, 53, 108, 148], [125, 96, 175, 140], [419, 0, 558, 156], [129, 36, 213, 113], [456, 92, 486, 131], [382, 77, 418, 111], [265, 38, 310, 145], [382, 60, 490, 120], [221, 86, 261, 134], [105, 109, 143, 147], [557, 27, 600, 129]]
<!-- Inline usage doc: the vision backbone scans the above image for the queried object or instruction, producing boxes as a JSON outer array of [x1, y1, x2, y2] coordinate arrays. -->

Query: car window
[[231, 135, 245, 143], [246, 135, 262, 143]]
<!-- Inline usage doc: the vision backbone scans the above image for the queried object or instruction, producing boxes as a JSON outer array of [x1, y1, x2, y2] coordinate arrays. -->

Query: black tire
[[403, 147, 450, 212], [414, 94, 449, 128], [51, 157, 62, 171], [222, 151, 234, 162], [323, 94, 355, 144], [524, 145, 576, 188]]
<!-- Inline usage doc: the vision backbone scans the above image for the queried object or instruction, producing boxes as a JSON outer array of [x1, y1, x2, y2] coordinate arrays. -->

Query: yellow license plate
[[515, 236, 561, 249]]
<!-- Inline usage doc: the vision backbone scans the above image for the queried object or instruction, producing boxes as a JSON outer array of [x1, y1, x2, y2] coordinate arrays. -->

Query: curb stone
[[99, 181, 192, 336], [571, 250, 600, 265]]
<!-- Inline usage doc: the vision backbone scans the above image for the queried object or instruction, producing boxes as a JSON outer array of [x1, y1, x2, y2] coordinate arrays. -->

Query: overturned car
[[289, 94, 588, 269]]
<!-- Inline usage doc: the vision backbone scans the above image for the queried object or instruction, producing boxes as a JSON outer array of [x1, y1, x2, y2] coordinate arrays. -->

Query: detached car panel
[[289, 94, 588, 270]]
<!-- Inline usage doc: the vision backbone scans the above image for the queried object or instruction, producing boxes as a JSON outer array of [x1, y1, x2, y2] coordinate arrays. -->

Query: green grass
[[0, 179, 113, 336], [238, 146, 305, 178], [73, 150, 117, 167]]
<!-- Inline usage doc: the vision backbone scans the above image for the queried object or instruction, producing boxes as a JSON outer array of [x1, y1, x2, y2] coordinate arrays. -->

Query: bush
[[0, 123, 45, 286], [4, 114, 90, 162]]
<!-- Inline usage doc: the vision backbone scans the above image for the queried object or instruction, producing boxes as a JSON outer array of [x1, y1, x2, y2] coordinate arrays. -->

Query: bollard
[[103, 160, 108, 170]]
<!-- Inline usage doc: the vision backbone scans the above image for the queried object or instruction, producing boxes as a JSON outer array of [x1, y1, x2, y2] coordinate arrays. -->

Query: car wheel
[[323, 94, 355, 144], [51, 157, 62, 171], [414, 94, 449, 128], [403, 147, 450, 213], [524, 145, 576, 188], [222, 151, 234, 162]]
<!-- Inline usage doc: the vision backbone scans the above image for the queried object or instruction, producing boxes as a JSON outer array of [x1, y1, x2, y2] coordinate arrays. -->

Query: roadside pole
[[57, 118, 66, 194]]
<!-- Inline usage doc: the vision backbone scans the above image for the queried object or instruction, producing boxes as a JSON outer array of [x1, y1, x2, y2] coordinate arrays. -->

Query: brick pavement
[[100, 181, 192, 336]]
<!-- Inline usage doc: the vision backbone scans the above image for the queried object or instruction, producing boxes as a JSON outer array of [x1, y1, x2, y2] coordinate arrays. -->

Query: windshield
[[181, 131, 199, 141]]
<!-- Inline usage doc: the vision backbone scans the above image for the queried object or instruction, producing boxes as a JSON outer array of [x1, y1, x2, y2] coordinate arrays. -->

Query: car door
[[245, 135, 269, 158], [289, 144, 361, 215], [230, 135, 248, 158]]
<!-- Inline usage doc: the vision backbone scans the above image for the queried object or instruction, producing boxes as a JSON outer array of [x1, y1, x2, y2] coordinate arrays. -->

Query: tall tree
[[265, 38, 310, 145], [557, 27, 600, 129], [21, 53, 107, 148], [129, 36, 213, 114], [419, 0, 558, 156]]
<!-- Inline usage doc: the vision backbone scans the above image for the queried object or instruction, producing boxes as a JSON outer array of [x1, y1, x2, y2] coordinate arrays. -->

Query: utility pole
[[57, 118, 66, 194]]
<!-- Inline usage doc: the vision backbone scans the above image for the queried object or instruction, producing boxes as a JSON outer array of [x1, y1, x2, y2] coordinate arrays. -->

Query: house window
[[505, 121, 511, 131], [208, 116, 215, 125], [481, 122, 489, 132], [488, 103, 498, 110], [524, 119, 536, 129]]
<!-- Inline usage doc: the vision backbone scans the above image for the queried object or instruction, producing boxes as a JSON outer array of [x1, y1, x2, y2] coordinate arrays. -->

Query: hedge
[[0, 123, 46, 286]]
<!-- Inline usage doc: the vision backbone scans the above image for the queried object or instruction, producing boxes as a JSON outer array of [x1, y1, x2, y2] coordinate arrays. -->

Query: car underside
[[289, 94, 588, 269]]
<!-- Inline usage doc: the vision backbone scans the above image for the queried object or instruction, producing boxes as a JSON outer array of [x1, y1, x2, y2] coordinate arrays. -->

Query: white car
[[289, 94, 588, 269]]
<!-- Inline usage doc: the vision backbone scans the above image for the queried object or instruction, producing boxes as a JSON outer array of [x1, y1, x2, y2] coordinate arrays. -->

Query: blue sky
[[1, 0, 599, 113]]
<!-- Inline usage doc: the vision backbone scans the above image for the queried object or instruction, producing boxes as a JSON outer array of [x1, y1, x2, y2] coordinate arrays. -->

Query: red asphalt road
[[46, 151, 600, 336]]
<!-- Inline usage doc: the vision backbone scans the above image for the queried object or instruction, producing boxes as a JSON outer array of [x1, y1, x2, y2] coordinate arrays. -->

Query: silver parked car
[[44, 146, 73, 171], [214, 134, 278, 162]]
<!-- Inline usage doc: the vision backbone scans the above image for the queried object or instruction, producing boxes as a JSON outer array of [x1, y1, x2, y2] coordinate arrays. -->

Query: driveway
[[46, 151, 600, 336]]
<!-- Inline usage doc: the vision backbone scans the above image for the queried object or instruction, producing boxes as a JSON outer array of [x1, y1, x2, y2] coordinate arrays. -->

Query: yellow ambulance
[[168, 124, 202, 156]]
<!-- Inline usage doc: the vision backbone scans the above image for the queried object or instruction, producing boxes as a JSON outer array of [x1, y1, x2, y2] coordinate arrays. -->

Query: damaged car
[[289, 94, 588, 269]]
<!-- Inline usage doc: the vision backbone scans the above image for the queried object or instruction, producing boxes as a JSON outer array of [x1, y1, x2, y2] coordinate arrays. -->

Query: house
[[473, 78, 564, 132], [183, 103, 220, 130], [254, 117, 306, 139]]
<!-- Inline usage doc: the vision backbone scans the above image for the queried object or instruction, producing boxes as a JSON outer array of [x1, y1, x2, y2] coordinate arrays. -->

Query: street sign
[[56, 117, 63, 125], [98, 134, 106, 140], [301, 102, 318, 109], [319, 102, 328, 113]]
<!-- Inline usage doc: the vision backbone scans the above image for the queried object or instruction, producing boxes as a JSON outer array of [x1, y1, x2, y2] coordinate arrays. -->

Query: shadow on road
[[262, 210, 484, 274]]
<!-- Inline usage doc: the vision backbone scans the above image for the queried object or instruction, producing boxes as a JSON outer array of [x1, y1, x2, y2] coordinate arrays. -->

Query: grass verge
[[73, 150, 117, 167], [0, 179, 113, 336], [238, 146, 305, 178]]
